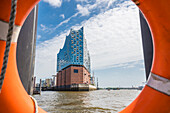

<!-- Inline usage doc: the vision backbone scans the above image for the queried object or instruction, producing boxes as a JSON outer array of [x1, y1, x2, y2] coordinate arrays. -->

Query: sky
[[35, 0, 146, 87]]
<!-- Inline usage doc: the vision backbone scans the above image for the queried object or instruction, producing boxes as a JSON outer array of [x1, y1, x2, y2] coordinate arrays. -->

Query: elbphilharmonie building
[[57, 27, 91, 72], [56, 27, 93, 90]]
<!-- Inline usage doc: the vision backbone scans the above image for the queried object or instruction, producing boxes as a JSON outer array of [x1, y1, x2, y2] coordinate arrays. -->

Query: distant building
[[36, 83, 40, 87], [56, 27, 91, 90], [45, 78, 52, 87], [33, 76, 36, 88], [41, 80, 46, 87], [97, 77, 99, 90], [52, 75, 57, 87]]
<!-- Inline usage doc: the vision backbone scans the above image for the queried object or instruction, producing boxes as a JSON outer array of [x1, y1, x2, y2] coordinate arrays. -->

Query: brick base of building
[[56, 65, 91, 91]]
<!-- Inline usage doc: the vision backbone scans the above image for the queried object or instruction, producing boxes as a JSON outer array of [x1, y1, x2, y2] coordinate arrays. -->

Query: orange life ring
[[0, 0, 46, 113], [0, 0, 170, 113], [120, 0, 170, 112]]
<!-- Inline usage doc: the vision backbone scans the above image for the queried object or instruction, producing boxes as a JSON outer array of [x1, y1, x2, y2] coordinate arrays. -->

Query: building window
[[74, 69, 78, 73]]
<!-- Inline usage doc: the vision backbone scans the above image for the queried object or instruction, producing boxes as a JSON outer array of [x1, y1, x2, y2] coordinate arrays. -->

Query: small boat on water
[[137, 86, 144, 90]]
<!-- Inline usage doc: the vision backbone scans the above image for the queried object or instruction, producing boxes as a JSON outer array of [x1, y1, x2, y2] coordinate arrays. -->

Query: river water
[[34, 90, 141, 113]]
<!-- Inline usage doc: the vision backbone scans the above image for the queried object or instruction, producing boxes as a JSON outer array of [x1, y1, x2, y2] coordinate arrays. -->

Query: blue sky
[[35, 0, 146, 87]]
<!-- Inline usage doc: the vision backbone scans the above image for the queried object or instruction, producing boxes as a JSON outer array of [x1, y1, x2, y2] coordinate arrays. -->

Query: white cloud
[[107, 0, 116, 8], [77, 4, 90, 16], [76, 0, 117, 14], [75, 0, 89, 3], [60, 14, 65, 19], [35, 31, 68, 78], [37, 35, 41, 39], [35, 1, 143, 78], [64, 0, 70, 2], [86, 2, 142, 70], [40, 13, 79, 33], [40, 24, 52, 33], [54, 13, 78, 30], [43, 0, 118, 33], [43, 0, 62, 8], [40, 24, 47, 31]]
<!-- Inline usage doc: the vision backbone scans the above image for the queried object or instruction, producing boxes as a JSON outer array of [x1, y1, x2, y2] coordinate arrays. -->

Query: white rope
[[30, 95, 38, 113]]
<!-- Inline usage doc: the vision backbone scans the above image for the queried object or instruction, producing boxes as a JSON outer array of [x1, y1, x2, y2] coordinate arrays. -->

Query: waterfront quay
[[34, 85, 142, 92], [40, 84, 96, 91]]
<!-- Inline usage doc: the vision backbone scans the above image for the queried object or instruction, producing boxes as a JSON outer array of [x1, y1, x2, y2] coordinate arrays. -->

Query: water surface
[[34, 90, 140, 113]]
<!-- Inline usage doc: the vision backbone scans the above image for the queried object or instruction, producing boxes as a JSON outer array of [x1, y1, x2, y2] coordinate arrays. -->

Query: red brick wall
[[65, 67, 71, 85], [61, 70, 65, 86], [56, 66, 91, 87], [70, 66, 83, 84], [56, 71, 61, 86], [83, 68, 91, 84]]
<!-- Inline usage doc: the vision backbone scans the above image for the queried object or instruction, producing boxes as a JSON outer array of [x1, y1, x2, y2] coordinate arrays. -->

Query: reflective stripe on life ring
[[147, 73, 170, 96], [0, 20, 21, 42]]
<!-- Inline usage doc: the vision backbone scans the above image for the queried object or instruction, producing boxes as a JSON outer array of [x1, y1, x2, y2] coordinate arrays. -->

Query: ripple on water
[[34, 90, 140, 113]]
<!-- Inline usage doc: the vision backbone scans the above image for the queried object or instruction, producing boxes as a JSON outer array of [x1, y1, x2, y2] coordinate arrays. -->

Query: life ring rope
[[0, 0, 17, 93]]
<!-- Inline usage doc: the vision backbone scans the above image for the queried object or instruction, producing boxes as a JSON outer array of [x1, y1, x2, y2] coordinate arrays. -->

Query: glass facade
[[57, 27, 91, 72]]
